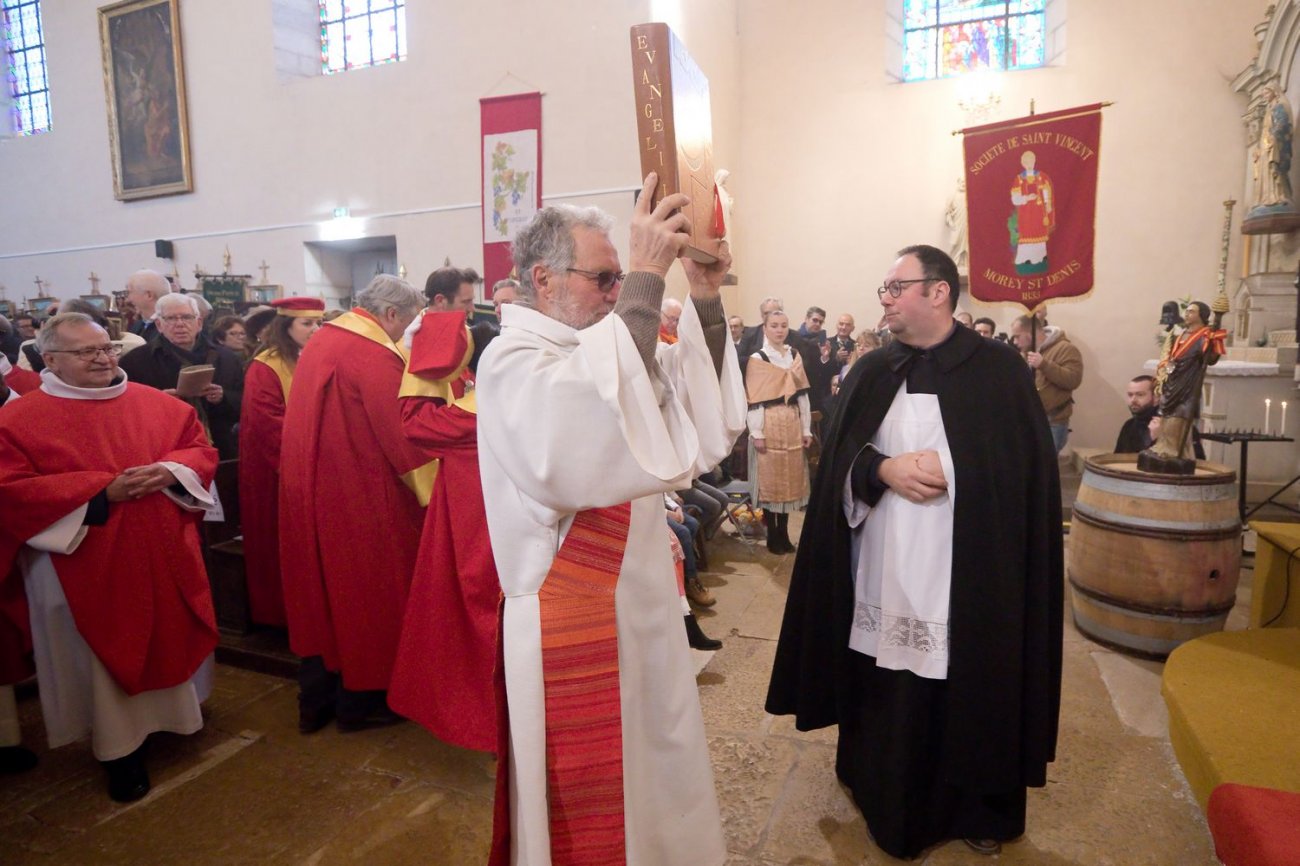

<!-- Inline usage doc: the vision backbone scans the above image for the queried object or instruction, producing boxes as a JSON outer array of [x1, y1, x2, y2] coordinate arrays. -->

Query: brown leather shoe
[[685, 576, 715, 607]]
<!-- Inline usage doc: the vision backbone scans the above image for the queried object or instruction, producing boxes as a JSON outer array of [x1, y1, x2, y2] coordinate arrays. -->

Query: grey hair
[[190, 294, 213, 317], [36, 313, 105, 353], [510, 205, 615, 306], [154, 293, 199, 318], [356, 274, 423, 318], [491, 278, 521, 294]]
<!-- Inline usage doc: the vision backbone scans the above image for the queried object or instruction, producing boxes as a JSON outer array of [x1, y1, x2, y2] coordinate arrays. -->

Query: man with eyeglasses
[[118, 293, 244, 458], [0, 312, 220, 802], [476, 172, 746, 865], [767, 244, 1063, 859]]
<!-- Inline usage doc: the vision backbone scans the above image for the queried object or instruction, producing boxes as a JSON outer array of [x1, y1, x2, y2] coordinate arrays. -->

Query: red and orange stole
[[539, 502, 633, 865]]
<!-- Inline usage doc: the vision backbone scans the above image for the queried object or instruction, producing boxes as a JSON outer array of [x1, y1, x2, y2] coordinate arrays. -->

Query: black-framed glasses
[[45, 345, 121, 360], [877, 278, 933, 299], [159, 314, 199, 324], [566, 268, 625, 292]]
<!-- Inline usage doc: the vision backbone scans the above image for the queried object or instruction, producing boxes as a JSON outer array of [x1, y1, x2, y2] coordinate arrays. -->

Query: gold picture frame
[[98, 0, 193, 201]]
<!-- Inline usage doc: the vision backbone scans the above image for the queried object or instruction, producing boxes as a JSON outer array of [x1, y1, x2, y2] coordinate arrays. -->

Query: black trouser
[[298, 656, 388, 721]]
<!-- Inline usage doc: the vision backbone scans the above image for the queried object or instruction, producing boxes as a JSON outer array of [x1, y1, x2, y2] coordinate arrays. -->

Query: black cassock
[[765, 324, 1063, 859]]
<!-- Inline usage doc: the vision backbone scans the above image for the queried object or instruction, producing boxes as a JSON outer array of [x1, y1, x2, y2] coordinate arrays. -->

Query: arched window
[[901, 1, 1047, 82], [2, 0, 51, 134], [319, 0, 406, 75]]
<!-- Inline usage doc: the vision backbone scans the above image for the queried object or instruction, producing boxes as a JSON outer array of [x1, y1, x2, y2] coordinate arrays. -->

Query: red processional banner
[[480, 93, 542, 297], [961, 103, 1103, 311]]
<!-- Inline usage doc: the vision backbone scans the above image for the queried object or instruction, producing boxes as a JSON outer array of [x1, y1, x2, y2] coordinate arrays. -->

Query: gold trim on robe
[[252, 350, 295, 403], [327, 310, 409, 362]]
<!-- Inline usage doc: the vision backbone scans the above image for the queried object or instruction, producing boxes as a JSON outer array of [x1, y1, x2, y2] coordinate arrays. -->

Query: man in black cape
[[765, 244, 1063, 859]]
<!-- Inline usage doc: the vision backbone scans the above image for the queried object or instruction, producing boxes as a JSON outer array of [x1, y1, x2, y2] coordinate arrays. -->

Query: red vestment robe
[[278, 310, 434, 690], [4, 364, 41, 395], [238, 354, 293, 627], [389, 311, 500, 752], [0, 566, 32, 686], [0, 384, 219, 695]]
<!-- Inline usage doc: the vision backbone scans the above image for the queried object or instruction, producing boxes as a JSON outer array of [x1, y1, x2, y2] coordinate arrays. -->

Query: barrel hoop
[[1070, 610, 1186, 659], [1084, 457, 1235, 487], [1068, 574, 1238, 619], [1080, 468, 1236, 502], [1072, 501, 1242, 539]]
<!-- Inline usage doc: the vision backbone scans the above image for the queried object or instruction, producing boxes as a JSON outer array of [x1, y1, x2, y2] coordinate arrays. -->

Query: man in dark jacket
[[118, 293, 243, 458]]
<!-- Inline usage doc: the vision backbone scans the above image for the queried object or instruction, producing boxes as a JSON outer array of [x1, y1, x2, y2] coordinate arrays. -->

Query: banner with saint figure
[[961, 104, 1103, 310]]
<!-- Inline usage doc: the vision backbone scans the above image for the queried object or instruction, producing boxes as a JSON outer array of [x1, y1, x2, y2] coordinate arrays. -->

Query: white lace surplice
[[843, 383, 956, 680]]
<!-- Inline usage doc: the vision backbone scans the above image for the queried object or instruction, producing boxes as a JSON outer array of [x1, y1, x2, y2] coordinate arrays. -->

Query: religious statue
[[1250, 86, 1295, 212], [1138, 300, 1227, 475], [944, 177, 969, 271]]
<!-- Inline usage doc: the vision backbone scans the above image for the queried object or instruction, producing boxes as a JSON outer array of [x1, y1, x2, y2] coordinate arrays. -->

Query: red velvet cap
[[409, 311, 472, 380], [272, 296, 326, 317]]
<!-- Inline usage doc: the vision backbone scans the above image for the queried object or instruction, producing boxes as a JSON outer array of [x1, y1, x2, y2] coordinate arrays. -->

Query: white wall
[[730, 0, 1271, 453], [0, 0, 655, 299], [0, 0, 1276, 455]]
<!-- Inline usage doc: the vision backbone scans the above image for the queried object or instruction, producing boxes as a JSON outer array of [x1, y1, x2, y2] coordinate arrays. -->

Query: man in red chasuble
[[0, 313, 220, 802], [278, 275, 435, 733], [388, 310, 500, 753]]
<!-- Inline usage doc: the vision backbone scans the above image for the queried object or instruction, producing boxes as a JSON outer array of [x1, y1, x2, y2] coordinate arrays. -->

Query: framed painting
[[98, 0, 192, 201], [79, 294, 112, 311], [0, 300, 12, 318]]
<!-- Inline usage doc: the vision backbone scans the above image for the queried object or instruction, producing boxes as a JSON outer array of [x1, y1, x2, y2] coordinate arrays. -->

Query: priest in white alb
[[477, 172, 746, 866], [0, 313, 220, 803]]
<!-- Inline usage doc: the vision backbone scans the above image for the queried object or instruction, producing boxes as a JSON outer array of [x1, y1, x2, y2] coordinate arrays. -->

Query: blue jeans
[[1050, 423, 1069, 454], [667, 514, 700, 579]]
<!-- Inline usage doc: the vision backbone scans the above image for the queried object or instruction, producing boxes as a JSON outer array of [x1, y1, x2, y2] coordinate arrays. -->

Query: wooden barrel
[[1068, 454, 1241, 659]]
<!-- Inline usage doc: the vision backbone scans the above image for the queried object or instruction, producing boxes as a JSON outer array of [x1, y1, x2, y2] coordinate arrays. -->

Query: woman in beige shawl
[[745, 310, 812, 553]]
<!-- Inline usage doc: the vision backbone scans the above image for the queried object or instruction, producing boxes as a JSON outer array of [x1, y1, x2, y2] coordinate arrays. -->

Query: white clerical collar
[[39, 368, 130, 400], [501, 302, 581, 346]]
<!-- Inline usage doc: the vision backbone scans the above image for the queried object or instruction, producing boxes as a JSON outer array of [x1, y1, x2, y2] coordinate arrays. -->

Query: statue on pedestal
[[1244, 85, 1300, 232], [1139, 300, 1228, 475], [944, 177, 969, 272]]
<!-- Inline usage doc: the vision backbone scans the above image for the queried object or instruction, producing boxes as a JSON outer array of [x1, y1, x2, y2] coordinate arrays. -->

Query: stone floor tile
[[709, 733, 798, 858], [1090, 650, 1169, 738], [364, 722, 496, 799], [302, 783, 492, 866], [698, 636, 780, 735], [758, 741, 880, 866]]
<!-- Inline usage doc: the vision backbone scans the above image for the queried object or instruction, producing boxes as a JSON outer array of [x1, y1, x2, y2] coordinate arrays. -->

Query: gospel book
[[630, 22, 720, 264]]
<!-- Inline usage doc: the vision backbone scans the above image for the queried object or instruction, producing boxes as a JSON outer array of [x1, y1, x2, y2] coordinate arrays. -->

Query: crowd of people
[[1, 176, 1184, 862]]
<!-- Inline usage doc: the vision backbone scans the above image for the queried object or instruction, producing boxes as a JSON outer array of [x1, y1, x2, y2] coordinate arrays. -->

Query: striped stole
[[539, 502, 633, 865]]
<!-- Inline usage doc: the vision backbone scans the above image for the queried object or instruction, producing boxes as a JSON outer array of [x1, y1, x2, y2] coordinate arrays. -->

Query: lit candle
[[1283, 401, 1289, 436], [1265, 398, 1272, 434]]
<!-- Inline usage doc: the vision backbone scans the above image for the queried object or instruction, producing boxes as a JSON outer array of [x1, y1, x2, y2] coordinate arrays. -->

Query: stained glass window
[[2, 0, 51, 135], [902, 0, 1045, 82], [320, 0, 406, 75]]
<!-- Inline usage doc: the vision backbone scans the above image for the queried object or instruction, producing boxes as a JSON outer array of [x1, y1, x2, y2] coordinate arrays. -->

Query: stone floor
[[1, 519, 1244, 866]]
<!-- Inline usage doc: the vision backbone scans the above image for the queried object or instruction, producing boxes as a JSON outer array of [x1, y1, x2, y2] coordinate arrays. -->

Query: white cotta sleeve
[[479, 314, 701, 516], [655, 297, 747, 474], [26, 504, 89, 555]]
